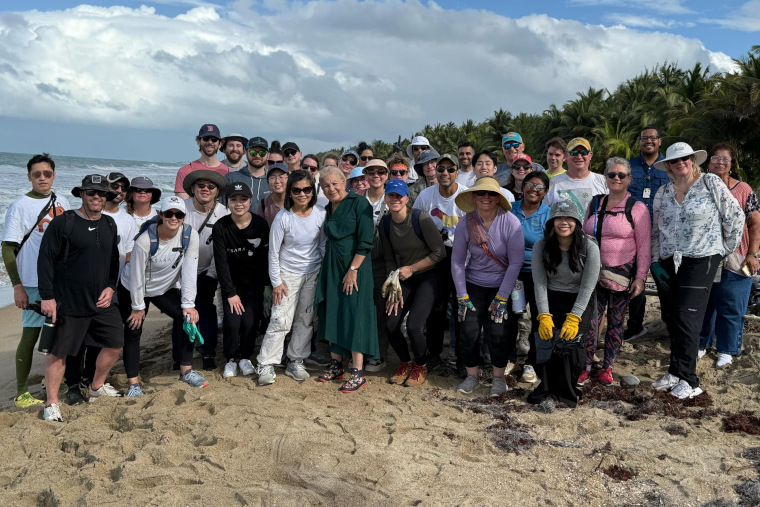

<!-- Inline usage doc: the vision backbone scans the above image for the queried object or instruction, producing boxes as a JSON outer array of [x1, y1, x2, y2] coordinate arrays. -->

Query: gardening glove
[[537, 313, 555, 341], [560, 313, 582, 341], [488, 294, 509, 324], [457, 295, 476, 322], [381, 270, 402, 304], [650, 262, 670, 288], [183, 318, 205, 345]]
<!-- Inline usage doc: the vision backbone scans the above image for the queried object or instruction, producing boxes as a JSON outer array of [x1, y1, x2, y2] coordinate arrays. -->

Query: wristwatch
[[350, 265, 357, 271], [752, 252, 760, 259]]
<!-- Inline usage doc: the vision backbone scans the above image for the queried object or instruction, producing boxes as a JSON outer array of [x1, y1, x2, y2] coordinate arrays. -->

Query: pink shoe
[[577, 370, 591, 386], [597, 367, 613, 386]]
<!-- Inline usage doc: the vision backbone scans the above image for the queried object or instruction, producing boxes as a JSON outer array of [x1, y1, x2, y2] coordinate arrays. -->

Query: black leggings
[[118, 282, 193, 378], [426, 248, 460, 361], [460, 282, 509, 369], [195, 273, 219, 358], [386, 269, 438, 365], [222, 284, 263, 360]]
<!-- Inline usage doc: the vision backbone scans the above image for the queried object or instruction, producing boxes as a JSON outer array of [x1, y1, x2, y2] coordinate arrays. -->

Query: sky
[[0, 0, 756, 163]]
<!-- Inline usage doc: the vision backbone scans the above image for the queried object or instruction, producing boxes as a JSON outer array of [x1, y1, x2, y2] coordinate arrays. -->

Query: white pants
[[256, 269, 319, 366]]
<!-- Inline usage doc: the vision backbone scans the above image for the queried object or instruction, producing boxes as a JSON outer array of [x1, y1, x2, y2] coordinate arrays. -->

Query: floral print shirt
[[652, 173, 744, 272]]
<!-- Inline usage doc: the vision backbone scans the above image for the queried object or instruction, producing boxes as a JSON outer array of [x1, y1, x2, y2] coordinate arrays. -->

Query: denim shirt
[[628, 154, 668, 218]]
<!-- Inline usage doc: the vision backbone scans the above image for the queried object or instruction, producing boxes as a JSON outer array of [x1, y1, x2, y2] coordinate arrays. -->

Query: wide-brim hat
[[129, 176, 162, 204], [654, 142, 707, 171], [182, 170, 228, 196], [455, 176, 511, 213], [549, 200, 583, 223], [72, 174, 116, 200], [414, 149, 441, 170], [406, 135, 432, 159], [222, 133, 248, 147]]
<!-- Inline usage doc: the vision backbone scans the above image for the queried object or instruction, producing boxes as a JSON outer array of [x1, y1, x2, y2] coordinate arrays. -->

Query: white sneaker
[[670, 379, 704, 399], [716, 353, 733, 368], [43, 403, 63, 422], [651, 372, 680, 391], [521, 364, 537, 383], [285, 360, 311, 382], [88, 383, 123, 401], [257, 365, 276, 385], [238, 359, 255, 376], [698, 349, 707, 359], [504, 361, 516, 376], [223, 360, 238, 378]]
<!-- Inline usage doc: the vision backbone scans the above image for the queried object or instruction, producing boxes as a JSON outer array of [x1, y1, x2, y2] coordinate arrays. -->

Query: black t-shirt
[[212, 213, 270, 297], [38, 211, 119, 316]]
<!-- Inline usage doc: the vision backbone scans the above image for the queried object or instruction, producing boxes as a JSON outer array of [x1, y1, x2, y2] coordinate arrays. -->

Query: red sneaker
[[577, 370, 591, 386], [597, 367, 613, 386]]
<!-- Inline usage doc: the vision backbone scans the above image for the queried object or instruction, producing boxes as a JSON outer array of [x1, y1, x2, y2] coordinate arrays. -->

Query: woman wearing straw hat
[[451, 176, 525, 397], [650, 142, 743, 399]]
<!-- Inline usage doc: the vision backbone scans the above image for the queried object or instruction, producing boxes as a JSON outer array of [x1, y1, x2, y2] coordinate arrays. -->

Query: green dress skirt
[[314, 191, 380, 358]]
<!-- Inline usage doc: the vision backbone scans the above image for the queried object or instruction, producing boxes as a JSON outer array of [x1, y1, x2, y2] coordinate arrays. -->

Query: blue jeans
[[699, 269, 752, 355]]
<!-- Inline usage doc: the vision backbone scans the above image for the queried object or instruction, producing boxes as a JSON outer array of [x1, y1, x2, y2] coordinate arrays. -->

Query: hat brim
[[183, 170, 228, 196], [455, 185, 511, 213], [654, 150, 707, 171], [72, 186, 117, 201]]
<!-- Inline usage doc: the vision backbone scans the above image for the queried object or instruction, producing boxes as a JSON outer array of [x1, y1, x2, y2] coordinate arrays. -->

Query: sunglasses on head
[[390, 170, 407, 177], [341, 156, 358, 165], [84, 189, 108, 198], [110, 182, 128, 191], [195, 182, 217, 190], [360, 155, 372, 162], [291, 186, 313, 195], [31, 170, 54, 179], [503, 141, 521, 149], [667, 155, 691, 165], [568, 149, 590, 156], [301, 164, 318, 172], [284, 149, 298, 157], [511, 163, 531, 171], [523, 182, 546, 192], [412, 145, 430, 152], [365, 168, 388, 175], [201, 136, 219, 143], [163, 210, 185, 219], [473, 190, 500, 197], [436, 166, 457, 174], [606, 171, 629, 180], [248, 149, 267, 157]]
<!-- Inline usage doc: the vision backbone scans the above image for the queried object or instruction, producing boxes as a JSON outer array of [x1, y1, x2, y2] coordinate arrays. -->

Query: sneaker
[[305, 351, 332, 367], [318, 359, 345, 382], [652, 372, 680, 391], [504, 361, 516, 375], [88, 383, 123, 401], [223, 360, 238, 379], [521, 365, 537, 384], [670, 379, 704, 399], [257, 365, 276, 386], [457, 375, 479, 394], [43, 403, 63, 422], [389, 362, 413, 384], [180, 370, 209, 388], [66, 385, 86, 406], [365, 358, 387, 372], [716, 353, 733, 368], [490, 376, 507, 397], [577, 370, 592, 386], [623, 326, 647, 342], [597, 367, 613, 386], [202, 356, 216, 370], [339, 368, 366, 393], [126, 384, 144, 397], [14, 392, 43, 408], [238, 359, 256, 376], [403, 364, 428, 387], [698, 349, 707, 359], [285, 360, 311, 382]]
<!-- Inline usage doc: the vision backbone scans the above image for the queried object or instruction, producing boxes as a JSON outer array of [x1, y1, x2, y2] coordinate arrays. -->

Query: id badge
[[643, 188, 651, 199]]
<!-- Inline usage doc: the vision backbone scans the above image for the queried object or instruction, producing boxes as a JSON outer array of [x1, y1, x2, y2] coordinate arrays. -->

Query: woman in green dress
[[315, 166, 379, 393]]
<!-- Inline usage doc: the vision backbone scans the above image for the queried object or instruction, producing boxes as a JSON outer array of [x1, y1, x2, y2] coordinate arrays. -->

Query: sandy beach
[[0, 300, 759, 506]]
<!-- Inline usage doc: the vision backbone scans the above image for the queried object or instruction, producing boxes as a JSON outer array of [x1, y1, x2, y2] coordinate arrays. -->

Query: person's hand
[[342, 269, 358, 295], [650, 262, 670, 287], [457, 295, 475, 322], [272, 283, 289, 306], [386, 295, 404, 316], [398, 266, 414, 281], [228, 295, 245, 315], [95, 287, 114, 308], [127, 309, 145, 330], [488, 294, 509, 324], [41, 299, 57, 323], [537, 313, 554, 340], [13, 285, 28, 310], [744, 255, 760, 276], [629, 279, 645, 298], [183, 307, 199, 325], [560, 313, 582, 341]]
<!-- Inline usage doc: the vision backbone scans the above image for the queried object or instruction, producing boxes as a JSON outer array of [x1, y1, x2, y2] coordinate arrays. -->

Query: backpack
[[586, 194, 635, 243], [135, 216, 192, 270], [61, 210, 117, 263], [382, 209, 424, 242]]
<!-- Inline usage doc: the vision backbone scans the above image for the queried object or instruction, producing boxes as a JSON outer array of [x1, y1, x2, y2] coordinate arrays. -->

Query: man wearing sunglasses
[[175, 124, 229, 200], [2, 153, 70, 408], [408, 149, 440, 204], [543, 137, 607, 211], [221, 133, 248, 171], [282, 142, 302, 173], [225, 136, 272, 213], [495, 132, 545, 187]]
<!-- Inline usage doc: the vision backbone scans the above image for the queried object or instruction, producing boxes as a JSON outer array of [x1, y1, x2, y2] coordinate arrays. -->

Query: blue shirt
[[628, 153, 668, 216], [510, 200, 550, 272]]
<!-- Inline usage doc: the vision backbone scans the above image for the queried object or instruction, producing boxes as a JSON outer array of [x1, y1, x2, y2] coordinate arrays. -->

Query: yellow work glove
[[537, 313, 555, 341], [560, 313, 582, 341]]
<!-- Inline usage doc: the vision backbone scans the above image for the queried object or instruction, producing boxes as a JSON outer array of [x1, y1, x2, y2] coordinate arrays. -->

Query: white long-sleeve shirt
[[183, 198, 229, 277], [268, 207, 327, 287]]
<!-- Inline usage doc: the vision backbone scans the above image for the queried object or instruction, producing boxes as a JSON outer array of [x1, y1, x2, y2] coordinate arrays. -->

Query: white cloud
[[570, 0, 692, 15], [0, 1, 736, 156], [711, 0, 760, 32], [605, 13, 695, 29]]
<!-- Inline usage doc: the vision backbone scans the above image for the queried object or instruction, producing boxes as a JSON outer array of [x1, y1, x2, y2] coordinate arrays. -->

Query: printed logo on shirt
[[248, 238, 261, 248], [36, 204, 67, 233]]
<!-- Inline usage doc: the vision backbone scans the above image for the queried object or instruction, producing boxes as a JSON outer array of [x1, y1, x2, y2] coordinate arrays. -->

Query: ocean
[[0, 152, 183, 307]]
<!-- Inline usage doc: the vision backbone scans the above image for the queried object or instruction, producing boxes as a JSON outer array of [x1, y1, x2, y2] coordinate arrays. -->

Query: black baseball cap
[[283, 142, 300, 153], [247, 136, 268, 150], [198, 124, 221, 139], [226, 181, 252, 199], [106, 172, 129, 185]]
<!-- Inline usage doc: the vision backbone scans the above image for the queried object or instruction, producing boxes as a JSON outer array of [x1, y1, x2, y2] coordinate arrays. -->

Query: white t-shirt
[[128, 208, 157, 229], [269, 207, 327, 287], [413, 184, 468, 247], [501, 187, 515, 203], [183, 198, 230, 276], [544, 171, 608, 212], [2, 192, 70, 286], [366, 193, 387, 227], [457, 171, 476, 188], [102, 207, 137, 280]]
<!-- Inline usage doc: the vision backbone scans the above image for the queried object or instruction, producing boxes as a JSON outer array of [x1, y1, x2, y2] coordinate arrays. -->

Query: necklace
[[82, 208, 101, 248], [673, 176, 695, 195]]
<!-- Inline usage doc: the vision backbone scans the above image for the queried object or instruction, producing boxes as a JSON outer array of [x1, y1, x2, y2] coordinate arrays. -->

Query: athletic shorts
[[21, 286, 45, 328], [51, 305, 124, 357]]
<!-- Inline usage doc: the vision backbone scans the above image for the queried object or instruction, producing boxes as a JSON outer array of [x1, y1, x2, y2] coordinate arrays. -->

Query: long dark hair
[[284, 170, 317, 210], [541, 218, 586, 274]]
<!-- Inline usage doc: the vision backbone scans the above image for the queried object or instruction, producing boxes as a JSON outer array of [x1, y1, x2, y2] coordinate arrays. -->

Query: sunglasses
[[606, 171, 629, 180], [360, 155, 372, 162], [267, 159, 282, 166], [249, 150, 267, 157], [201, 136, 219, 143], [110, 182, 128, 191], [412, 145, 430, 152], [667, 156, 691, 165], [511, 164, 531, 171], [284, 149, 298, 157], [133, 188, 152, 194], [568, 149, 590, 156], [473, 190, 500, 197], [365, 168, 388, 175], [31, 170, 54, 179], [84, 189, 108, 198], [390, 170, 407, 177], [436, 166, 457, 174], [301, 164, 319, 172], [523, 182, 546, 192], [163, 210, 185, 219], [503, 142, 521, 149], [291, 186, 314, 195], [341, 156, 358, 166], [195, 182, 217, 190]]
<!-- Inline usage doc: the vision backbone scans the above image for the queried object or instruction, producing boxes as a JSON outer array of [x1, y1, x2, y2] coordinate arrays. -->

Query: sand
[[0, 301, 759, 506]]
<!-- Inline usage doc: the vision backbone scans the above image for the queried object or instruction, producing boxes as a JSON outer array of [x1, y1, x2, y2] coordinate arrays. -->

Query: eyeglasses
[[341, 156, 358, 166], [390, 170, 407, 177], [503, 142, 521, 149], [133, 188, 152, 194], [110, 182, 128, 191], [523, 182, 546, 192], [84, 189, 108, 197], [301, 164, 319, 172], [667, 156, 691, 165], [195, 182, 217, 190], [163, 210, 185, 219], [31, 170, 54, 179], [201, 136, 219, 143], [248, 150, 267, 157], [710, 156, 731, 164], [360, 155, 372, 162], [364, 168, 388, 175], [511, 164, 531, 171], [640, 135, 660, 142], [291, 186, 314, 195], [568, 149, 590, 157], [412, 145, 430, 152], [606, 172, 629, 180], [351, 176, 367, 183], [284, 149, 298, 157], [436, 166, 457, 174], [473, 190, 500, 197], [267, 159, 283, 166]]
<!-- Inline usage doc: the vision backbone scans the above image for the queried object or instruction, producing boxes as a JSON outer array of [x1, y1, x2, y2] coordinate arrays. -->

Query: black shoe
[[66, 385, 86, 406], [202, 356, 216, 370]]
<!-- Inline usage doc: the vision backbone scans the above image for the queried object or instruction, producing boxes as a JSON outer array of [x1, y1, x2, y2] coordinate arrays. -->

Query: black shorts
[[51, 305, 124, 357]]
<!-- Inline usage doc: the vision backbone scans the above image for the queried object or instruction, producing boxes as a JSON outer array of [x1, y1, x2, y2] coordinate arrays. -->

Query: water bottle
[[511, 281, 527, 313], [37, 317, 58, 355]]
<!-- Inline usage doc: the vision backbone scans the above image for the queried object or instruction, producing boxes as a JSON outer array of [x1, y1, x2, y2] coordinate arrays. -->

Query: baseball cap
[[341, 149, 360, 163], [266, 162, 289, 178], [511, 154, 533, 165], [106, 172, 129, 185], [567, 137, 592, 151], [348, 167, 365, 180], [226, 181, 253, 199], [437, 154, 459, 168], [247, 136, 268, 150], [502, 132, 523, 146], [385, 179, 409, 197], [198, 124, 221, 139], [283, 142, 300, 153], [160, 195, 187, 214]]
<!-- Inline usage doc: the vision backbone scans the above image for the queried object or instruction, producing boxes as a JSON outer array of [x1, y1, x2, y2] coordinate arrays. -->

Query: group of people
[[2, 123, 756, 422]]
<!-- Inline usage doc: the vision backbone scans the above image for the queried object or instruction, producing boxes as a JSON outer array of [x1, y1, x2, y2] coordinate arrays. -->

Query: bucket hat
[[549, 200, 583, 223], [72, 174, 116, 200], [406, 136, 433, 160], [653, 142, 707, 171], [129, 176, 162, 204]]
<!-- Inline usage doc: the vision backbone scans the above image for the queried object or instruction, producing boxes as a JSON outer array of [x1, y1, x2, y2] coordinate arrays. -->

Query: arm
[[706, 174, 745, 255], [379, 218, 398, 275], [179, 230, 200, 309], [37, 217, 64, 322], [268, 212, 286, 288], [497, 217, 525, 297], [632, 201, 652, 281], [531, 239, 550, 315], [343, 199, 373, 295], [571, 238, 601, 317], [744, 209, 760, 274], [129, 237, 150, 311], [450, 220, 469, 297]]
